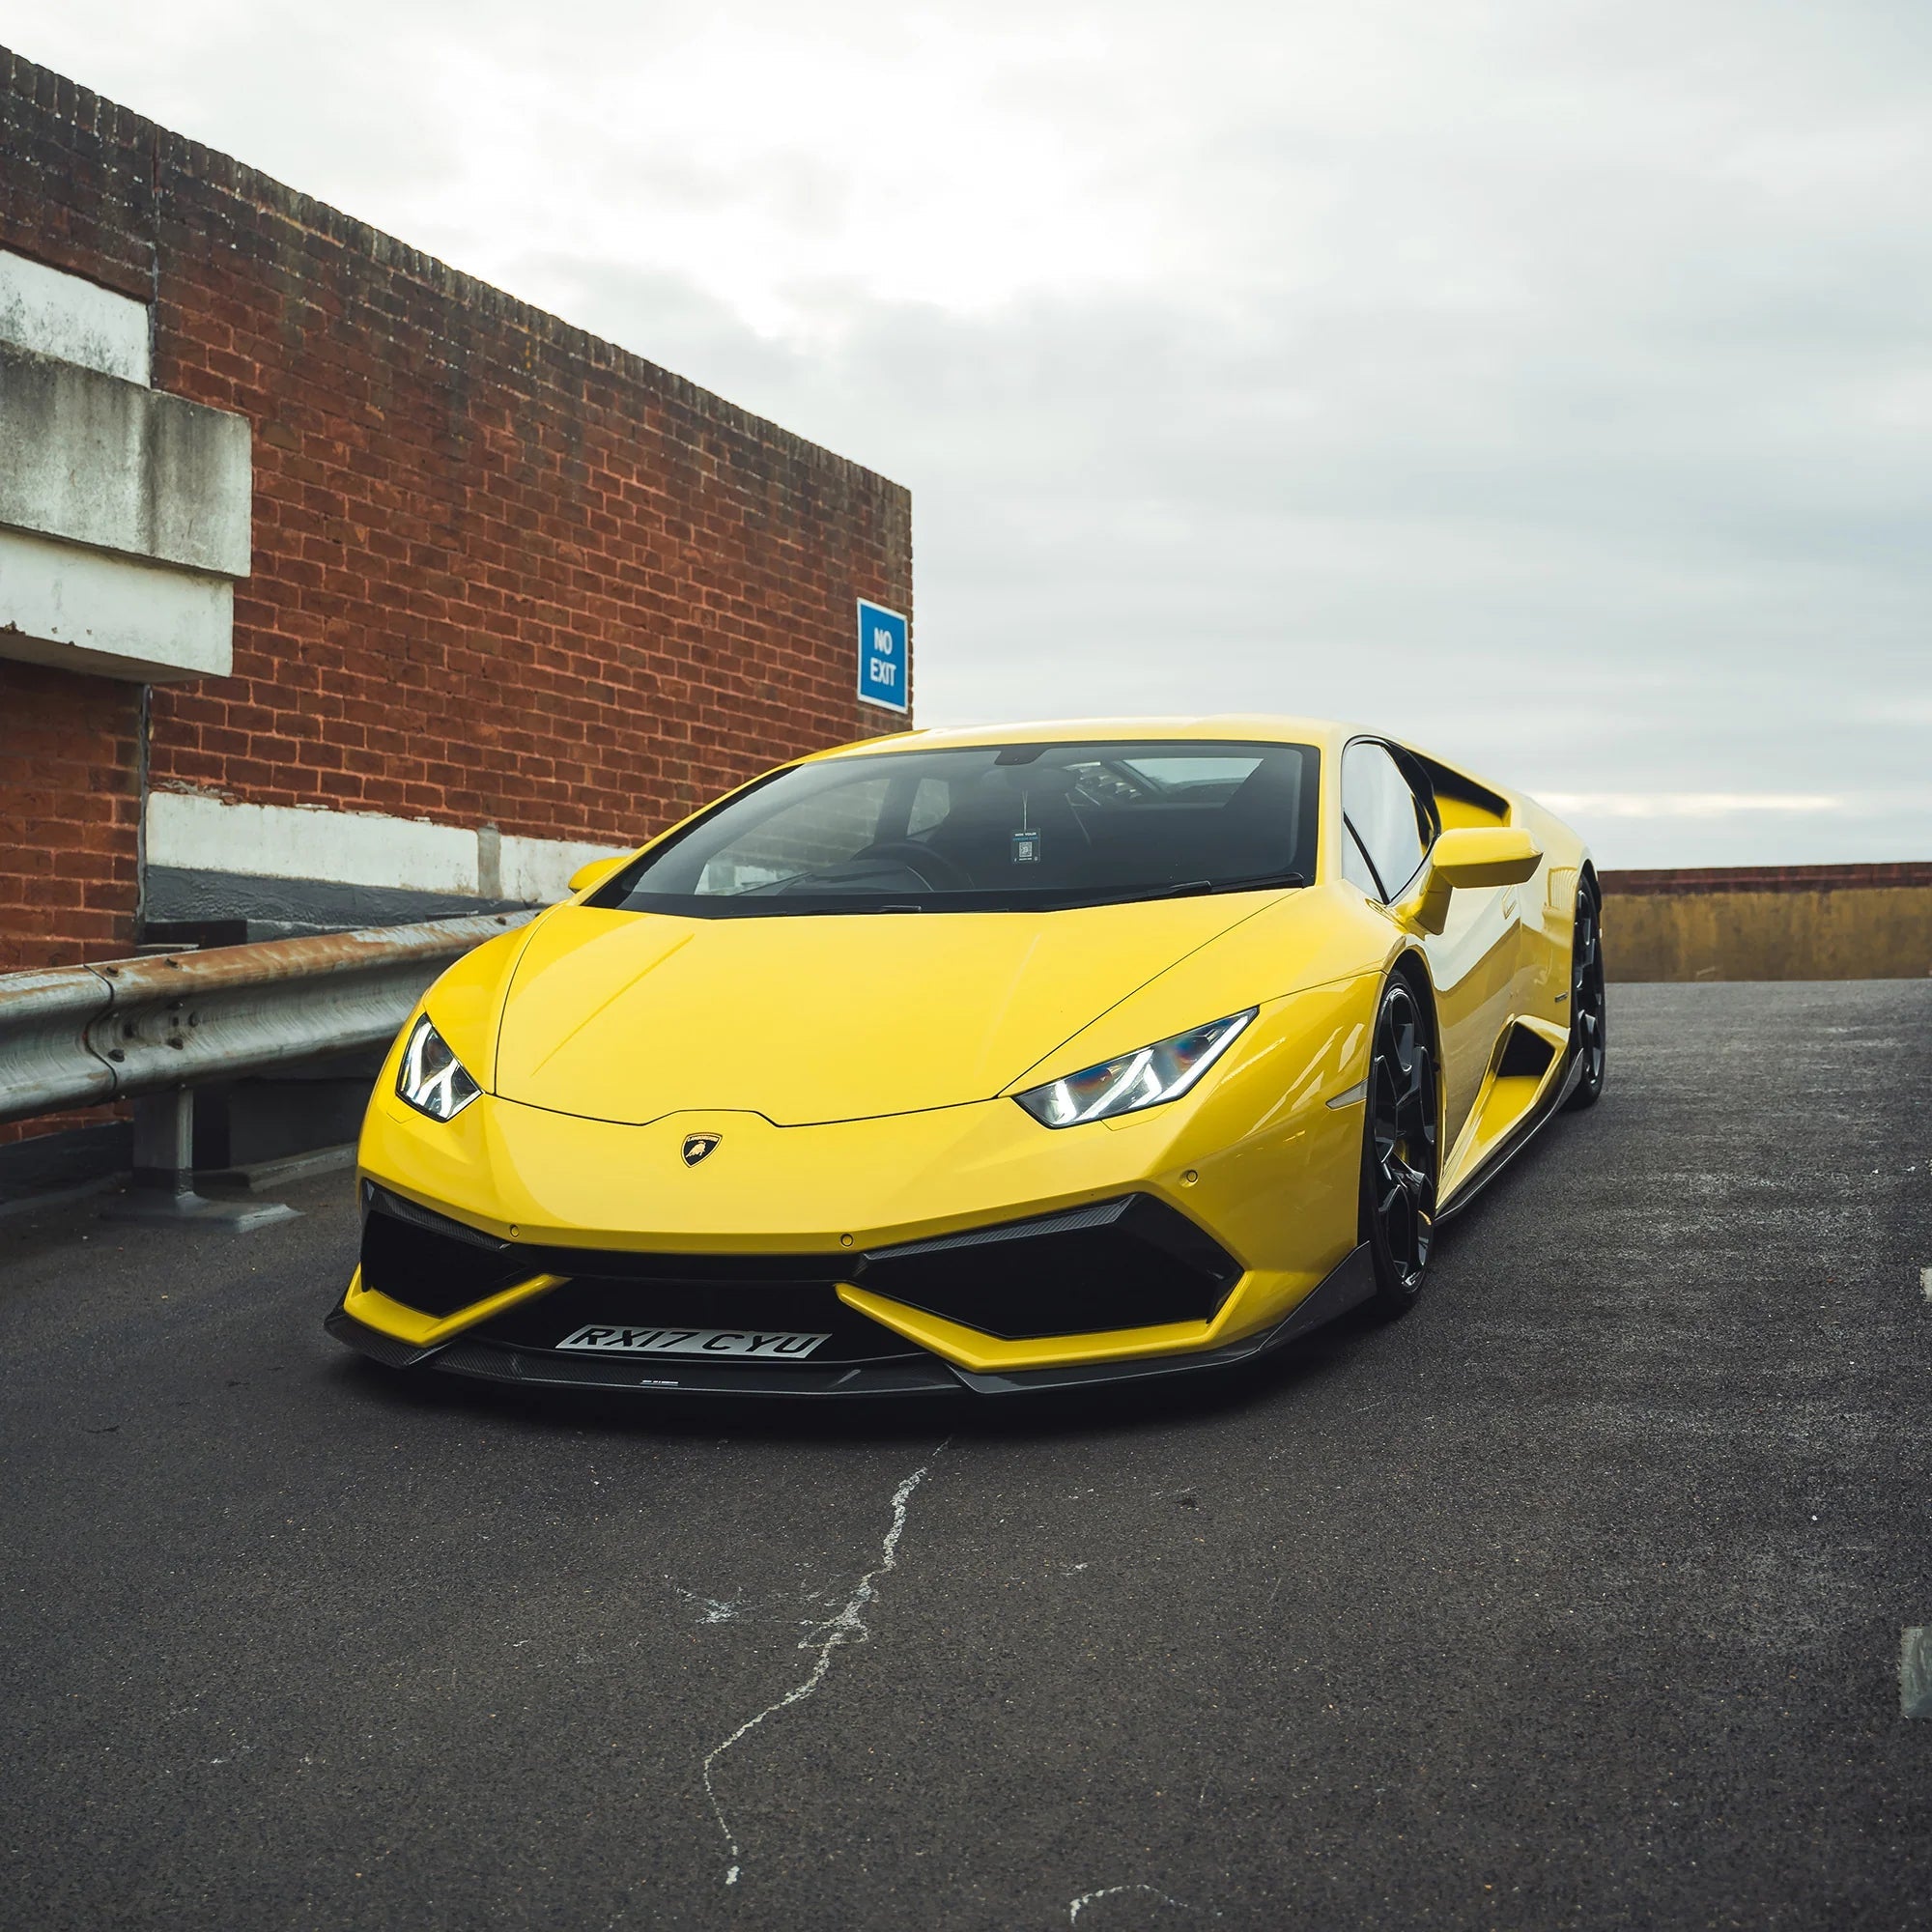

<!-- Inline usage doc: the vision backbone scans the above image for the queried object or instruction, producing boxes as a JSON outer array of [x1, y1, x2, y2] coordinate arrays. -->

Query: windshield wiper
[[1139, 870, 1308, 901], [723, 897, 939, 917], [727, 868, 814, 896]]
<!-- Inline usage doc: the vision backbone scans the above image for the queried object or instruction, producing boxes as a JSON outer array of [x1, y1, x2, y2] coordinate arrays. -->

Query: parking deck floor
[[2, 981, 1929, 1930]]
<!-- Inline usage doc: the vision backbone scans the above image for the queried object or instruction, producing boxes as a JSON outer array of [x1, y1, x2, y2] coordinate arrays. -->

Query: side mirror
[[566, 853, 630, 896], [1400, 826, 1542, 935]]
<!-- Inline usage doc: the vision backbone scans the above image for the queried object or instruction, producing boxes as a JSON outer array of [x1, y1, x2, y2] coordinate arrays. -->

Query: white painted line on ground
[[1900, 1627, 1932, 1718], [1920, 1266, 1932, 1303]]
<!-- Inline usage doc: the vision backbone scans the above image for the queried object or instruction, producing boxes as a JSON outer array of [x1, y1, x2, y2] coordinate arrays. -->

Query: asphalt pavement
[[2, 980, 1929, 1931]]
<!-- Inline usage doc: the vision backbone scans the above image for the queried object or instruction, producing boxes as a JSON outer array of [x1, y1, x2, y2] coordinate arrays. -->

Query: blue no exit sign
[[856, 599, 910, 713]]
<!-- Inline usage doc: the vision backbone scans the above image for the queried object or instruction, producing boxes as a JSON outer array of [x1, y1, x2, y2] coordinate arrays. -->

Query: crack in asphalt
[[699, 1440, 950, 1887], [1068, 1881, 1205, 1922]]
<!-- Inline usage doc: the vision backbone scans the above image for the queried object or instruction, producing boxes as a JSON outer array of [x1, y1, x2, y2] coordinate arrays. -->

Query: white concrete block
[[0, 249, 150, 385], [145, 791, 635, 904], [0, 347, 251, 577], [0, 525, 233, 682], [146, 792, 482, 896], [500, 833, 633, 902]]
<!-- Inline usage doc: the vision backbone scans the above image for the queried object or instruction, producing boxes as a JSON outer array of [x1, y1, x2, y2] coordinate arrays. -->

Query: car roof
[[805, 715, 1357, 762]]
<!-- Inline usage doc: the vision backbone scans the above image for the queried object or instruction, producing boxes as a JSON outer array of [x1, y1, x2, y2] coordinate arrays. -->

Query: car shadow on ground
[[320, 1304, 1393, 1451], [319, 1086, 1606, 1452]]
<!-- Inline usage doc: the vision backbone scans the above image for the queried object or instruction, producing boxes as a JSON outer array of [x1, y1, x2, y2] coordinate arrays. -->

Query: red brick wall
[[0, 660, 141, 1148], [0, 661, 141, 974], [0, 42, 912, 885]]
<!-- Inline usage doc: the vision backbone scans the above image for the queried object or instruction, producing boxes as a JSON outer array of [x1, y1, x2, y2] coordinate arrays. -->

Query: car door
[[1341, 739, 1520, 1149]]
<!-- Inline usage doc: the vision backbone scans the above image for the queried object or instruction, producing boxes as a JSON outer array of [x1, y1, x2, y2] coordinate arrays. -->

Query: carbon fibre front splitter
[[323, 1242, 1376, 1399]]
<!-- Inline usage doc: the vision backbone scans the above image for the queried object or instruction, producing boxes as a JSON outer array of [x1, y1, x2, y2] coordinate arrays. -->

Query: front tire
[[1562, 880, 1607, 1111], [1361, 976, 1440, 1319]]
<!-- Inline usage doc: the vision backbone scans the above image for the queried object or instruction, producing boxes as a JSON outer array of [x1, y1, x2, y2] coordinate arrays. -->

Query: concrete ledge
[[146, 792, 627, 910], [0, 344, 250, 575], [0, 339, 249, 682], [0, 249, 151, 385], [0, 525, 235, 681]]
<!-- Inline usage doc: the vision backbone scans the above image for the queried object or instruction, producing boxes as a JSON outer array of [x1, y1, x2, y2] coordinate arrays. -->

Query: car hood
[[490, 898, 1278, 1126]]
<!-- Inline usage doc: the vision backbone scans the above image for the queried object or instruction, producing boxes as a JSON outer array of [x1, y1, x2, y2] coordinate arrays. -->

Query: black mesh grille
[[858, 1195, 1238, 1339], [358, 1201, 536, 1317], [357, 1187, 852, 1320], [358, 1185, 1238, 1342]]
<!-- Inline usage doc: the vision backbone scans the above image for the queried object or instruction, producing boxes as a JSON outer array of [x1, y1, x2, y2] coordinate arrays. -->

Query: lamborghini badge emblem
[[681, 1133, 722, 1167]]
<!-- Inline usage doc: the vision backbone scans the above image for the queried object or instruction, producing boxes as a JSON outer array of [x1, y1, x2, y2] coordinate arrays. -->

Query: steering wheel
[[859, 841, 973, 892]]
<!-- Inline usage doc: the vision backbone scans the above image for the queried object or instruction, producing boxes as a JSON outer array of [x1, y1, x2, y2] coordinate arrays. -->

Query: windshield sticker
[[1011, 828, 1041, 864]]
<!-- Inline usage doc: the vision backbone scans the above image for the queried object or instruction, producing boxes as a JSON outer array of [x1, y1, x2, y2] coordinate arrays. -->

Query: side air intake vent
[[1496, 1025, 1557, 1081]]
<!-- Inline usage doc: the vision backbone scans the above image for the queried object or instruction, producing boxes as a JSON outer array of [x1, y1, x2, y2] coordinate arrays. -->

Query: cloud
[[1539, 794, 1845, 818], [9, 0, 1930, 864]]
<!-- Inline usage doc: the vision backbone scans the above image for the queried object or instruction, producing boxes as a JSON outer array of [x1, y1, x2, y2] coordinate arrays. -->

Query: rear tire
[[1360, 976, 1440, 1320], [1562, 880, 1607, 1111]]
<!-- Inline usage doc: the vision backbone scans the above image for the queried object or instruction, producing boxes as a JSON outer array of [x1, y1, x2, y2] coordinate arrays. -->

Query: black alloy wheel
[[1361, 977, 1439, 1318], [1562, 881, 1607, 1111]]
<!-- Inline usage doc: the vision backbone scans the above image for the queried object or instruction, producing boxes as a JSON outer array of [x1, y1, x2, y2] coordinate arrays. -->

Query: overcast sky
[[11, 1, 1929, 864]]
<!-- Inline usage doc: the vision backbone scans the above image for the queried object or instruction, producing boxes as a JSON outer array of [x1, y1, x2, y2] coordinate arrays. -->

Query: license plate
[[555, 1324, 830, 1359]]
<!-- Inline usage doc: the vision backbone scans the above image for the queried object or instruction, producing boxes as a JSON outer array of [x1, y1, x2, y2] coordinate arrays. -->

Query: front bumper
[[334, 1035, 1366, 1391], [326, 1237, 1375, 1398]]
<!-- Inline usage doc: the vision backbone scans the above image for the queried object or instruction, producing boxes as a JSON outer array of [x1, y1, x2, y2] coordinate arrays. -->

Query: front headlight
[[1014, 1009, 1257, 1128], [396, 1014, 482, 1122]]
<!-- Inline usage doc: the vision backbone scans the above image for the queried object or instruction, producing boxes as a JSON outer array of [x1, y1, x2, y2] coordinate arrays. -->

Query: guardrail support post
[[131, 1085, 194, 1195], [102, 1087, 300, 1232]]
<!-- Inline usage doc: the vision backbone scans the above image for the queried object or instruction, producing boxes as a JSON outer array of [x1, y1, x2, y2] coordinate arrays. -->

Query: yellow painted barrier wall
[[1599, 867, 1932, 981]]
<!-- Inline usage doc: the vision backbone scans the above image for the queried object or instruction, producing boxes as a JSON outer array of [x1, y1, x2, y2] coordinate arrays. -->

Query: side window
[[1342, 822, 1383, 897], [1342, 741, 1430, 901], [694, 775, 894, 895], [907, 777, 950, 837]]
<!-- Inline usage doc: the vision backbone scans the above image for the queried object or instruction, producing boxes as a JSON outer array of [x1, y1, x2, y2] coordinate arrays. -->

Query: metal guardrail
[[0, 911, 535, 1128]]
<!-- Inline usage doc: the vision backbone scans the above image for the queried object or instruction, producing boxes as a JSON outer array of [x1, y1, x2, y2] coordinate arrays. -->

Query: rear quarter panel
[[1504, 788, 1594, 1032]]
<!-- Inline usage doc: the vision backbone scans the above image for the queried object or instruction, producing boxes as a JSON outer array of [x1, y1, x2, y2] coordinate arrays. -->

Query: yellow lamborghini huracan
[[327, 719, 1605, 1395]]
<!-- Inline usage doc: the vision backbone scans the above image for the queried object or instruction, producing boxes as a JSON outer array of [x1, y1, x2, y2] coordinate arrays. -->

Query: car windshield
[[589, 739, 1320, 917]]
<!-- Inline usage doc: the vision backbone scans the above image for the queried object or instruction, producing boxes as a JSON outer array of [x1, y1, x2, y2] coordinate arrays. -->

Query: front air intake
[[858, 1195, 1240, 1339], [356, 1184, 1241, 1341], [357, 1189, 538, 1317]]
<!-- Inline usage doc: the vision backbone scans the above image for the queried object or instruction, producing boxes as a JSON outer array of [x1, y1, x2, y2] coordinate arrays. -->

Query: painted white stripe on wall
[[0, 249, 150, 384], [145, 790, 628, 903]]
